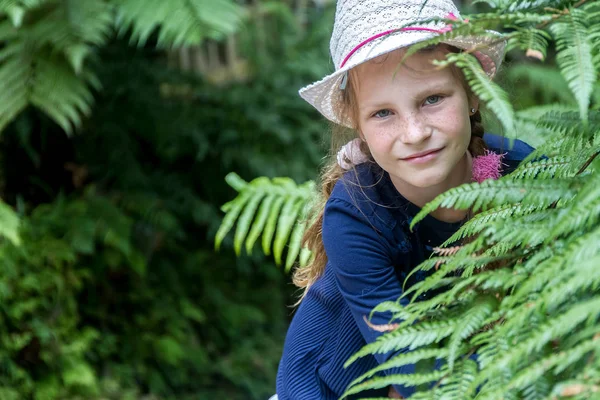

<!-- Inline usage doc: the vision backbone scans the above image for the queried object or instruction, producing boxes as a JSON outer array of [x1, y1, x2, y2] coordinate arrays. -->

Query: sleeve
[[482, 133, 536, 175], [322, 197, 424, 397]]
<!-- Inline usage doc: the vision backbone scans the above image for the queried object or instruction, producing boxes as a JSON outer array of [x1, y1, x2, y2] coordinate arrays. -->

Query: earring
[[470, 108, 476, 114]]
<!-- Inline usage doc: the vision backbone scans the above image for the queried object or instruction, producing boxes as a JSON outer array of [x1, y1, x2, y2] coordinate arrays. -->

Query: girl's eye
[[424, 95, 442, 105], [374, 109, 392, 118]]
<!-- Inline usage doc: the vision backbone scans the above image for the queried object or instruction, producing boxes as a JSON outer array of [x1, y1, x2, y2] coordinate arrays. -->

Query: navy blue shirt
[[276, 134, 534, 399]]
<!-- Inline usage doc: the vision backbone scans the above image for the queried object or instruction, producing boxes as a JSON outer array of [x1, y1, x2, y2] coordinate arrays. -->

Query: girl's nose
[[399, 113, 433, 144]]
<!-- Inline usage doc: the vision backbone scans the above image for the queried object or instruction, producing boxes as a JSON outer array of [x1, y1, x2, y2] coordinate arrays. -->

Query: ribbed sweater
[[276, 134, 534, 399]]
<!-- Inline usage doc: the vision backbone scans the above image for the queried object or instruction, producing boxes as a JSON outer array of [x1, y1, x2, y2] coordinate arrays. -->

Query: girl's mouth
[[401, 147, 444, 164]]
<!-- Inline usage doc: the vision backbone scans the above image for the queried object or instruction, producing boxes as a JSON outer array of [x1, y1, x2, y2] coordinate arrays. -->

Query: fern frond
[[442, 53, 516, 136], [411, 178, 577, 227], [245, 194, 275, 254], [521, 376, 551, 400], [0, 38, 97, 133], [509, 154, 591, 180], [508, 337, 598, 392], [39, 0, 113, 73], [273, 196, 305, 266], [447, 296, 497, 370], [535, 110, 600, 138], [549, 163, 600, 238], [443, 359, 478, 399], [113, 0, 243, 47], [507, 28, 551, 61], [215, 173, 315, 268], [345, 319, 458, 366], [0, 0, 49, 26], [472, 296, 600, 392], [348, 347, 451, 388], [549, 7, 596, 121], [342, 368, 447, 399], [444, 204, 540, 244]]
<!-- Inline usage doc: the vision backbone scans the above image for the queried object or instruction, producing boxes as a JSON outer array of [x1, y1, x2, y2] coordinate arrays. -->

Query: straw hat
[[299, 0, 506, 127]]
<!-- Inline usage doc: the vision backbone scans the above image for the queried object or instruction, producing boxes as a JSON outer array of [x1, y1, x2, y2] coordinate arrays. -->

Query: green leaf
[[262, 195, 286, 256], [285, 220, 305, 272], [550, 8, 596, 121], [0, 199, 20, 245], [113, 0, 243, 47], [245, 194, 275, 254], [273, 197, 304, 266], [214, 190, 251, 251], [447, 296, 497, 370]]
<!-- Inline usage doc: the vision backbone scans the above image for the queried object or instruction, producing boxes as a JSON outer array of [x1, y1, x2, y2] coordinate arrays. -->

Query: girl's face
[[353, 47, 477, 199]]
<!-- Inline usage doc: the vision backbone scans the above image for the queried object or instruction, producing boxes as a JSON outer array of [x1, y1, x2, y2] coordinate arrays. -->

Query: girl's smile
[[400, 147, 444, 163]]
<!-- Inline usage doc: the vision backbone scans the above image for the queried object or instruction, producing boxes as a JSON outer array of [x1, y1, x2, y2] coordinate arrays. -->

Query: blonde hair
[[293, 45, 487, 302]]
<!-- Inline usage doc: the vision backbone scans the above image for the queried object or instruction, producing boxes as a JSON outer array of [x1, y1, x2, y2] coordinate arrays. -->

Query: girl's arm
[[322, 197, 423, 398]]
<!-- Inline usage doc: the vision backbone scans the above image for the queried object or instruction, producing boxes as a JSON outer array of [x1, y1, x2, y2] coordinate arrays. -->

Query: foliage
[[215, 173, 316, 271], [0, 0, 243, 134], [0, 1, 333, 399], [341, 0, 600, 398], [218, 0, 600, 399]]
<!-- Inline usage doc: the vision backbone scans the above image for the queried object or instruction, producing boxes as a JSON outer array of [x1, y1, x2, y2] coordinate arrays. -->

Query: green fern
[[112, 0, 243, 47], [214, 172, 315, 271], [550, 8, 595, 122], [215, 0, 600, 398], [0, 0, 242, 134]]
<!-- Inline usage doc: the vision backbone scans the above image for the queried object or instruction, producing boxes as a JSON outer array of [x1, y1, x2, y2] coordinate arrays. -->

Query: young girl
[[275, 0, 533, 398]]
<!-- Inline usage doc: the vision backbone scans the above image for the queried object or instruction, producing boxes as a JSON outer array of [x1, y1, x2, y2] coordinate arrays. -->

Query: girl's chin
[[393, 170, 450, 189]]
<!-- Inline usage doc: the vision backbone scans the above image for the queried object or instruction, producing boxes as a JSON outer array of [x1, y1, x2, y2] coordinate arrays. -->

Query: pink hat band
[[339, 13, 464, 69]]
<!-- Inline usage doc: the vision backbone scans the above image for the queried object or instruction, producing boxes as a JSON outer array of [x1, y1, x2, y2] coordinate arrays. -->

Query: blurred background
[[0, 0, 580, 399]]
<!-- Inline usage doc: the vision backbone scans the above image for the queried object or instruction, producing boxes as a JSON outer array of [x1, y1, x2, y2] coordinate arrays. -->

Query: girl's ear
[[470, 99, 480, 115]]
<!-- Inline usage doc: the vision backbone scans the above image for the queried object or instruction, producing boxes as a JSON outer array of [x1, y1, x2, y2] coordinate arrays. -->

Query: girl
[[275, 0, 534, 398]]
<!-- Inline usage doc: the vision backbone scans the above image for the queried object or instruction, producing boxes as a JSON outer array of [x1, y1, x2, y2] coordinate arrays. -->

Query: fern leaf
[[411, 178, 577, 228], [550, 166, 600, 238], [273, 197, 304, 266], [507, 28, 551, 61], [345, 319, 458, 367], [443, 53, 516, 136], [214, 191, 251, 251], [113, 0, 243, 47], [233, 182, 267, 256], [444, 359, 478, 399], [261, 195, 286, 257], [472, 296, 600, 392], [509, 155, 588, 180], [223, 172, 247, 193], [447, 296, 497, 370], [550, 8, 596, 121], [342, 369, 447, 399], [285, 220, 305, 272], [540, 254, 600, 314], [245, 194, 275, 254], [508, 338, 598, 392], [348, 347, 451, 388], [445, 203, 540, 244], [299, 247, 312, 267]]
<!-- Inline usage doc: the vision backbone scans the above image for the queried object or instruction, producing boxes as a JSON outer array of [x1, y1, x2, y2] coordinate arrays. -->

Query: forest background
[[0, 0, 592, 399]]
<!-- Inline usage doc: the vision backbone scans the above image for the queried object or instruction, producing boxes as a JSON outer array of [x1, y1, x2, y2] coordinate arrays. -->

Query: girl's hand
[[388, 386, 404, 398]]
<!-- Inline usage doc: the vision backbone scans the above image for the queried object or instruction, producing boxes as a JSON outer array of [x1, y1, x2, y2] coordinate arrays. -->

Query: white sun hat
[[300, 0, 506, 127]]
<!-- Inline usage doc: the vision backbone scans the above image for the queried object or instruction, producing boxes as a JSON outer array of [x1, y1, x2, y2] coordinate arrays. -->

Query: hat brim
[[299, 30, 506, 127]]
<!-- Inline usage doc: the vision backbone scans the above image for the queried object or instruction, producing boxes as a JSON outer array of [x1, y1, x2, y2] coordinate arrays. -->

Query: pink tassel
[[472, 150, 505, 183]]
